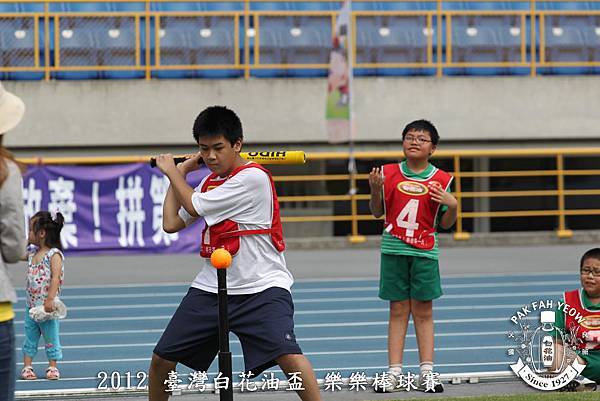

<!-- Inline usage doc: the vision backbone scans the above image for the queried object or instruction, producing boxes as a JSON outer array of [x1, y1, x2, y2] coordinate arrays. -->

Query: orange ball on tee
[[211, 248, 232, 269]]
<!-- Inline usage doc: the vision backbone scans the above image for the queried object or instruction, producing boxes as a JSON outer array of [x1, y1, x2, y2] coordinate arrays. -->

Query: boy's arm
[[44, 253, 62, 313], [369, 167, 384, 218], [162, 183, 186, 233], [157, 153, 202, 233], [439, 203, 457, 230], [430, 183, 457, 230]]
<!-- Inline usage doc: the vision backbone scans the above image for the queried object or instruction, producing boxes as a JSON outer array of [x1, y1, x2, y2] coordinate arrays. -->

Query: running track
[[13, 271, 576, 394]]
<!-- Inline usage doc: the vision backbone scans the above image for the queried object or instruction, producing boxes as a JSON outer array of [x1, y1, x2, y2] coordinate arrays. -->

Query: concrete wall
[[4, 76, 600, 148]]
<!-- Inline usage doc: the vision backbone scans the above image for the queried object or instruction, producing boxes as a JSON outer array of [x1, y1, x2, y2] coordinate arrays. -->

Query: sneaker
[[418, 370, 444, 393], [560, 376, 597, 392], [373, 371, 402, 393]]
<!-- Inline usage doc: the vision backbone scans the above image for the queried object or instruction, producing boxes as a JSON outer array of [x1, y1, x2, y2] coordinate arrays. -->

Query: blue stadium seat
[[54, 28, 99, 79], [64, 2, 113, 12], [293, 15, 331, 40], [18, 2, 45, 12], [282, 25, 328, 76], [203, 1, 244, 11], [257, 15, 295, 32], [376, 28, 415, 61], [188, 27, 241, 77], [111, 2, 145, 11], [496, 22, 526, 57], [351, 1, 380, 11], [0, 24, 36, 65], [252, 27, 286, 76], [0, 3, 19, 12], [151, 2, 205, 11], [443, 1, 507, 10], [355, 15, 379, 66], [158, 14, 212, 35], [581, 24, 600, 72], [0, 22, 44, 80], [378, 26, 429, 75], [581, 23, 600, 58], [354, 28, 373, 61], [154, 28, 195, 78], [536, 2, 591, 10], [250, 2, 292, 10], [451, 22, 503, 75], [444, 1, 528, 10], [544, 25, 587, 70], [353, 29, 377, 75], [256, 27, 282, 63], [96, 27, 144, 78], [379, 1, 434, 11], [290, 1, 337, 11]]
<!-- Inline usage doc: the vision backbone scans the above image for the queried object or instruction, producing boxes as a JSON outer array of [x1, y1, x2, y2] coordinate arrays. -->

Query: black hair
[[192, 106, 243, 146], [32, 211, 64, 251], [580, 248, 600, 269], [401, 119, 440, 145]]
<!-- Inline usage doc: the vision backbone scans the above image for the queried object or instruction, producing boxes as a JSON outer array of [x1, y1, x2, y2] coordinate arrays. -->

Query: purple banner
[[22, 163, 209, 255]]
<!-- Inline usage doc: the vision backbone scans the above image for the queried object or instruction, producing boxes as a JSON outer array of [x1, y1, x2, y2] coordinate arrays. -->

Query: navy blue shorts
[[154, 286, 302, 375]]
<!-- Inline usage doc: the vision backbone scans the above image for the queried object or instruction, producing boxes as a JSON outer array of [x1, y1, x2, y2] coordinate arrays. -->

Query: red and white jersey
[[564, 289, 600, 350], [178, 162, 292, 295], [199, 163, 285, 258], [382, 163, 453, 250]]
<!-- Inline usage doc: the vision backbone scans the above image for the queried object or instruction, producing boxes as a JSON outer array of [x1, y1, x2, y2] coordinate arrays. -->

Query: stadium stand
[[0, 0, 598, 79]]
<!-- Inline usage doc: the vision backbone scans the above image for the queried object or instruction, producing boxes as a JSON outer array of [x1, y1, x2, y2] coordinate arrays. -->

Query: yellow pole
[[446, 14, 452, 65], [453, 155, 470, 240], [426, 13, 432, 64], [135, 15, 141, 66], [145, 0, 151, 80], [244, 0, 250, 79], [34, 15, 40, 68], [155, 15, 161, 66], [530, 0, 536, 77], [347, 170, 366, 243], [436, 0, 442, 77], [556, 154, 573, 238], [347, 4, 365, 244], [44, 1, 50, 80], [539, 13, 545, 64], [520, 14, 526, 63]]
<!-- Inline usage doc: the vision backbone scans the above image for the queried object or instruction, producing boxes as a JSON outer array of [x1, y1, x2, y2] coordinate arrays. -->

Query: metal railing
[[0, 0, 599, 79], [17, 147, 600, 241]]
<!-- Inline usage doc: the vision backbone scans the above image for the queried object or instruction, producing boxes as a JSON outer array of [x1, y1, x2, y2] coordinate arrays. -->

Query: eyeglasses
[[581, 267, 600, 277], [404, 135, 432, 145]]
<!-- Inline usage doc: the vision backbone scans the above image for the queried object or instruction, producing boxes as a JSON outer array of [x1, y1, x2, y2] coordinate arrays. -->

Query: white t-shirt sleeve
[[190, 168, 270, 227]]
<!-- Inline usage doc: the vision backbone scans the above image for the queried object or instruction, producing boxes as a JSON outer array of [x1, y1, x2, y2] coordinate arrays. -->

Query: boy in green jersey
[[369, 120, 457, 393]]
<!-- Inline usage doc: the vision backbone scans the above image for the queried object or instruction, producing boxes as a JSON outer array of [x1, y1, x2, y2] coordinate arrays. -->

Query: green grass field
[[380, 393, 598, 401]]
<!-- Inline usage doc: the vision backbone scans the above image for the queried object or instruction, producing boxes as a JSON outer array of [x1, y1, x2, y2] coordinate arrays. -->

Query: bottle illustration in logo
[[530, 311, 561, 373]]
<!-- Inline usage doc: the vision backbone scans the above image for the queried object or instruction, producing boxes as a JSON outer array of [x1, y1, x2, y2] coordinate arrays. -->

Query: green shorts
[[378, 253, 442, 302], [579, 350, 600, 383]]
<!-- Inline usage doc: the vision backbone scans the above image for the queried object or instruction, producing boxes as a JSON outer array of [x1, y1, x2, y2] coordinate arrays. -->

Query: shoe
[[418, 370, 444, 393], [560, 376, 597, 392], [46, 366, 60, 380], [21, 366, 37, 380], [373, 371, 403, 393]]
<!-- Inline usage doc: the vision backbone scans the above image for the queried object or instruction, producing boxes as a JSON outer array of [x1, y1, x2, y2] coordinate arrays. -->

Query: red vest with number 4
[[564, 289, 600, 350], [199, 163, 286, 258], [383, 163, 453, 250]]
